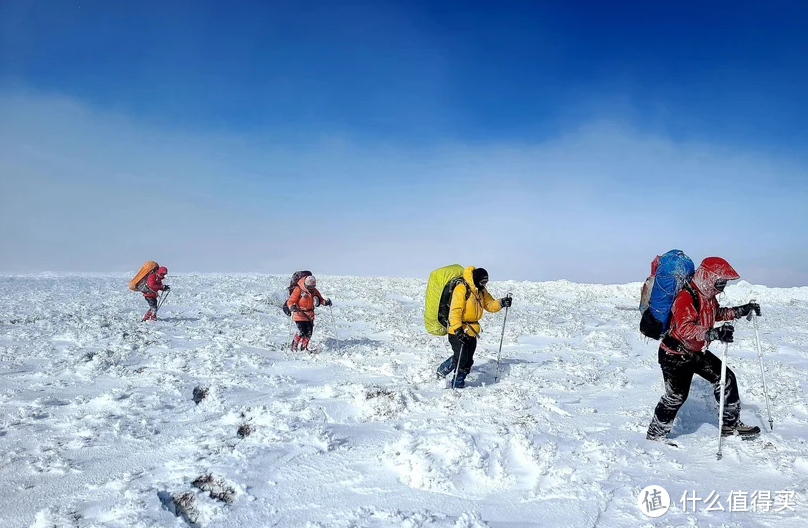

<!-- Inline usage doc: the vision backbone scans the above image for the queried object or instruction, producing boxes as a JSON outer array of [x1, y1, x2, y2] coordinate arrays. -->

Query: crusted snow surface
[[1, 274, 807, 527]]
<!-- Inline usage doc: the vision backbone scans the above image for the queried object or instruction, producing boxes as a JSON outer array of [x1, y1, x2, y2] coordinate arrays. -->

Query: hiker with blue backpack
[[434, 267, 512, 388], [643, 255, 762, 442]]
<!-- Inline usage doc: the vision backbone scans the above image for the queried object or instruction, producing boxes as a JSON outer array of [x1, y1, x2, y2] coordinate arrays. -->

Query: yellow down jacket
[[448, 266, 503, 336]]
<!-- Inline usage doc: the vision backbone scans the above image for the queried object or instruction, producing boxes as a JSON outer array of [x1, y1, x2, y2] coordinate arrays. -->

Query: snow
[[1, 273, 807, 528]]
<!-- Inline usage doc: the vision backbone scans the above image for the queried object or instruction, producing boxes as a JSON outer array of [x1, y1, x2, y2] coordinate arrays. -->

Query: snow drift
[[1, 274, 807, 527]]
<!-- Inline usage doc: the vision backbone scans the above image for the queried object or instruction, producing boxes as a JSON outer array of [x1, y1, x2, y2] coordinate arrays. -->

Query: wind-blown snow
[[1, 274, 807, 527]]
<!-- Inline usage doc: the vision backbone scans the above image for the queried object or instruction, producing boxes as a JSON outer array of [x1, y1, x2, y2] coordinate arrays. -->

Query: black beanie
[[472, 268, 489, 288]]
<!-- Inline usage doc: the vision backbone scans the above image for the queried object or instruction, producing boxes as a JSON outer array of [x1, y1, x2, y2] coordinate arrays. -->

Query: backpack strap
[[682, 282, 700, 314], [447, 277, 471, 300], [140, 270, 157, 293], [450, 278, 473, 326], [457, 278, 471, 301], [458, 279, 480, 332]]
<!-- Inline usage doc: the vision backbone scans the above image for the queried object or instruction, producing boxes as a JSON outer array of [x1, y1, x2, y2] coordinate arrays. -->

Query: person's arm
[[287, 287, 301, 309], [482, 289, 503, 313], [716, 306, 735, 322], [314, 288, 330, 306]]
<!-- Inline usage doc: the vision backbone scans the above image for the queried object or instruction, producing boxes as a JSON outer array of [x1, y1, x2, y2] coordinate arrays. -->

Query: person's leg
[[143, 297, 158, 321], [457, 337, 477, 372], [291, 321, 306, 350], [437, 336, 457, 377], [694, 350, 741, 427], [438, 334, 463, 379], [647, 350, 696, 439], [436, 357, 455, 377], [299, 321, 314, 350], [453, 336, 477, 388]]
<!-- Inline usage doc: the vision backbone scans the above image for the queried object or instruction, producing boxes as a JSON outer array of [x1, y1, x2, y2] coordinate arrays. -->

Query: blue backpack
[[639, 250, 695, 339]]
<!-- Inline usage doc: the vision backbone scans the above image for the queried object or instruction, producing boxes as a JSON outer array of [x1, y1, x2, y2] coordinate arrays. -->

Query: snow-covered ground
[[1, 273, 807, 528]]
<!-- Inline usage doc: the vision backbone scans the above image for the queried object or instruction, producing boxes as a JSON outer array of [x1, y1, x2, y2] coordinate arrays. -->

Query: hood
[[692, 257, 740, 298], [462, 266, 480, 294], [297, 277, 312, 292]]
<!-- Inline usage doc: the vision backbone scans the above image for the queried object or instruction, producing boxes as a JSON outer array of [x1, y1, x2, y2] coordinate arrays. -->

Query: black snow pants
[[647, 347, 740, 438], [145, 296, 158, 313], [295, 320, 314, 338], [448, 333, 477, 373]]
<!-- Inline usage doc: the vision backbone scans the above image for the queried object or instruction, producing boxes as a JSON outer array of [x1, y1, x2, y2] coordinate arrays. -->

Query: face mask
[[714, 279, 728, 292]]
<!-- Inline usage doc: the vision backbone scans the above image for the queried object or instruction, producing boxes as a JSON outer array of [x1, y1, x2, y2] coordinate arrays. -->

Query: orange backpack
[[128, 261, 159, 291]]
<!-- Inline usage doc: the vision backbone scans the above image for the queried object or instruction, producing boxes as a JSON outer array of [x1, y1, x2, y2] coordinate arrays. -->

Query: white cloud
[[1, 89, 806, 286]]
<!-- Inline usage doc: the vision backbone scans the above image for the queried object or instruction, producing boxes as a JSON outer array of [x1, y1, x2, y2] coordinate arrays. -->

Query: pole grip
[[746, 298, 757, 322]]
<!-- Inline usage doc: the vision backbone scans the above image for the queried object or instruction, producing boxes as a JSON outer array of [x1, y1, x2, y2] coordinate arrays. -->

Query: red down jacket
[[661, 257, 740, 354], [143, 268, 168, 298]]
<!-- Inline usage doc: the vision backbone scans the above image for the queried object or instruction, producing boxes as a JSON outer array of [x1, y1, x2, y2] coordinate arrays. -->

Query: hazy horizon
[[2, 2, 806, 286]]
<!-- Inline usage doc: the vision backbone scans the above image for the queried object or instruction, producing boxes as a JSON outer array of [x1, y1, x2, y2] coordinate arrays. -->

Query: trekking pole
[[157, 289, 171, 311], [748, 301, 773, 430], [717, 337, 730, 460], [328, 304, 342, 355], [451, 341, 465, 392], [286, 311, 294, 350], [494, 293, 512, 383]]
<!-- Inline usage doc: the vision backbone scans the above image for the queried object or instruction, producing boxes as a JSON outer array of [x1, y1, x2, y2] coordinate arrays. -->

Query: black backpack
[[437, 277, 472, 329], [282, 270, 312, 316]]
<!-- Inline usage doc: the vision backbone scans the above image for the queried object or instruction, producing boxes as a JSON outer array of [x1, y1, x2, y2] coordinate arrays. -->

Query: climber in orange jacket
[[286, 275, 331, 351]]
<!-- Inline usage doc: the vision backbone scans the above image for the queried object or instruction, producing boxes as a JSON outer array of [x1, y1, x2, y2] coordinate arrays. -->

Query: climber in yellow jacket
[[436, 266, 512, 388]]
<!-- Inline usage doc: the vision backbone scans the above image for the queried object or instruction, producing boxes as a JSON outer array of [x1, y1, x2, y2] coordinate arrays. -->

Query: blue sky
[[1, 0, 807, 285]]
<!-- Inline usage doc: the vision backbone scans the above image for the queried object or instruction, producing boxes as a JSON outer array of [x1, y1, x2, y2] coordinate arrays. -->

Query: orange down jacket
[[287, 277, 326, 322]]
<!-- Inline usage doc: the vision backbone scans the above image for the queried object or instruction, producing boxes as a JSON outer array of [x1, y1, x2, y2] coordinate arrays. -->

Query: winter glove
[[499, 296, 512, 308], [705, 324, 735, 343], [324, 298, 332, 306], [733, 302, 761, 319], [163, 285, 170, 292], [290, 303, 298, 312], [453, 327, 469, 342]]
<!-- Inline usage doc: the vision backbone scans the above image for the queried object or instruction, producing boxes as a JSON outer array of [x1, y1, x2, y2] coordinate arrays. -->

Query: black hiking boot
[[722, 422, 761, 439]]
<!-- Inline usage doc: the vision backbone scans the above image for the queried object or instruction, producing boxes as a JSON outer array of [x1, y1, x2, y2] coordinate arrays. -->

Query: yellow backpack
[[423, 264, 466, 336]]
